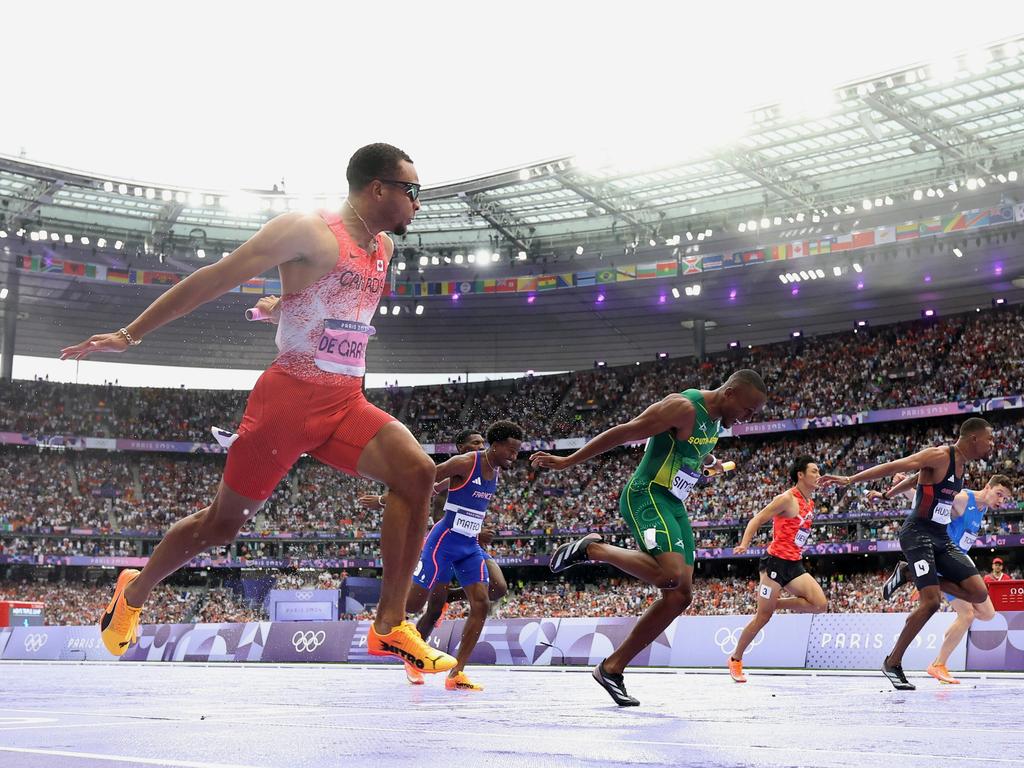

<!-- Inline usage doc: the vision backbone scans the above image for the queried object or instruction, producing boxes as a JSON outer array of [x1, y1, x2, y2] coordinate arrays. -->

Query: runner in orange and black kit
[[729, 455, 827, 682], [820, 417, 994, 690]]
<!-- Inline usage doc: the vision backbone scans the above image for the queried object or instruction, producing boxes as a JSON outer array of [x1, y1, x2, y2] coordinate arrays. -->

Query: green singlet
[[618, 388, 720, 565]]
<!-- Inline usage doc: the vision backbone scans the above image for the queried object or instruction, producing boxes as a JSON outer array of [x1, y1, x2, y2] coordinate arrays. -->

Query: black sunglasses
[[379, 179, 421, 201]]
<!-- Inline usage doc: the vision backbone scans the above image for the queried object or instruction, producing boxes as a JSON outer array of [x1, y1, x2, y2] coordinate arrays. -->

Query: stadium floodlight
[[415, 304, 424, 315]]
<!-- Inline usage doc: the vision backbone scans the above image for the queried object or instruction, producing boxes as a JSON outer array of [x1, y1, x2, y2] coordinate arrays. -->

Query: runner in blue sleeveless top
[[405, 420, 523, 691], [819, 417, 995, 690], [872, 472, 1013, 683]]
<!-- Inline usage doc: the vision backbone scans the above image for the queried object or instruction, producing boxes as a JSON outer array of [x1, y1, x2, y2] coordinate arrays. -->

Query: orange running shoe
[[729, 657, 748, 683], [927, 662, 960, 684], [445, 671, 483, 691], [367, 620, 456, 673], [405, 662, 425, 685], [99, 569, 142, 657]]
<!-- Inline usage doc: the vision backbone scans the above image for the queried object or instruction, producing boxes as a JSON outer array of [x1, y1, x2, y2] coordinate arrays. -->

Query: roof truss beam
[[862, 90, 998, 177]]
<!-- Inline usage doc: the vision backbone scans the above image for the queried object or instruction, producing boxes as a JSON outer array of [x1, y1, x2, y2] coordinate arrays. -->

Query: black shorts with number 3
[[759, 555, 807, 588], [899, 518, 980, 589]]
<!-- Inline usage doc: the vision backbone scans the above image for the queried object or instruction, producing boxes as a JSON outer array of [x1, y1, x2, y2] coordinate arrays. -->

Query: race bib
[[445, 503, 485, 538], [958, 531, 978, 551], [314, 320, 375, 376], [669, 466, 702, 502], [932, 502, 953, 525], [794, 528, 811, 548]]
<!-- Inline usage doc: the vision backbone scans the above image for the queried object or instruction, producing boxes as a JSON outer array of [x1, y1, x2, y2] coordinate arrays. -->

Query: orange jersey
[[767, 488, 814, 561]]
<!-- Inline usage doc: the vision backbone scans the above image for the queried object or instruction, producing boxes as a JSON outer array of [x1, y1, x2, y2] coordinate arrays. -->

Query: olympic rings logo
[[714, 626, 764, 655], [291, 630, 326, 653], [23, 633, 49, 653], [295, 592, 313, 601]]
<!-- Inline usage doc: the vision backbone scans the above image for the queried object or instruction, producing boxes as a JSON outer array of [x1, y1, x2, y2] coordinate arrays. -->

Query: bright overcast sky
[[2, 1, 1017, 193], [4, 3, 1020, 389]]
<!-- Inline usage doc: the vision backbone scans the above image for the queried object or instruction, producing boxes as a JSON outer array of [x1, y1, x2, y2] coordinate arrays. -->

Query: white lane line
[[0, 747, 270, 768], [0, 719, 175, 731], [180, 717, 1024, 764]]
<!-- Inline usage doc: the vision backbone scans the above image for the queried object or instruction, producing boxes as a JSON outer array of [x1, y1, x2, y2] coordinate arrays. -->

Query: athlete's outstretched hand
[[254, 295, 282, 323], [817, 474, 851, 488], [865, 490, 885, 505], [733, 543, 749, 555], [357, 494, 384, 510], [60, 332, 129, 360], [530, 451, 572, 470]]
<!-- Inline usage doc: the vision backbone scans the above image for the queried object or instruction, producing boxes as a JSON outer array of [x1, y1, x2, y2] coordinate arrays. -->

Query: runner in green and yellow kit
[[530, 369, 767, 706]]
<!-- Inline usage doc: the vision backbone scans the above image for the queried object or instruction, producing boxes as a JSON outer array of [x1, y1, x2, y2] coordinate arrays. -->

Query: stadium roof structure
[[2, 37, 1024, 374]]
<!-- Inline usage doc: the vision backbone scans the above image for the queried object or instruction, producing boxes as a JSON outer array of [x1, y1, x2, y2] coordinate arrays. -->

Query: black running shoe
[[593, 661, 640, 707], [549, 533, 602, 574], [882, 560, 909, 601], [882, 658, 916, 691]]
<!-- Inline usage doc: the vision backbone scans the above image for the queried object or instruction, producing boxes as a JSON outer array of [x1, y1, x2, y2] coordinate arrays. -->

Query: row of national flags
[[17, 204, 1024, 295]]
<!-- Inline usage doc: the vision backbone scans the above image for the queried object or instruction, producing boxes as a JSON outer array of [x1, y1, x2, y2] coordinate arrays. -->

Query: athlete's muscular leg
[[416, 582, 450, 640], [451, 581, 489, 676], [934, 598, 975, 667], [733, 575, 781, 661], [405, 583, 431, 615], [447, 560, 508, 603], [603, 559, 692, 675], [886, 584, 942, 667], [357, 421, 436, 633], [125, 481, 264, 607], [776, 573, 828, 614], [485, 560, 508, 600], [587, 544, 688, 589]]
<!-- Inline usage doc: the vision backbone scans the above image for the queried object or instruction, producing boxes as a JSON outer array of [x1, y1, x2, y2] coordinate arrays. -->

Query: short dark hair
[[960, 417, 992, 437], [486, 420, 524, 445], [790, 455, 817, 484], [727, 368, 767, 395], [346, 143, 413, 191], [454, 429, 482, 448], [988, 474, 1013, 493]]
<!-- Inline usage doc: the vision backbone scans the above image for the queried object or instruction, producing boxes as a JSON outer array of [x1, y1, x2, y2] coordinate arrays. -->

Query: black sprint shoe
[[882, 560, 909, 601], [593, 661, 640, 707], [549, 533, 602, 574], [882, 658, 916, 691]]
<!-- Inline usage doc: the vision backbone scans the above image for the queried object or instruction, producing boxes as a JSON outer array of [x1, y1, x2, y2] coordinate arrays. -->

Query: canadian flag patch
[[376, 259, 385, 272]]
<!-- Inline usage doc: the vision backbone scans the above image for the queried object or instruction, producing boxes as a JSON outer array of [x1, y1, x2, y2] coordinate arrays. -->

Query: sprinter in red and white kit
[[728, 455, 828, 683], [61, 143, 457, 673]]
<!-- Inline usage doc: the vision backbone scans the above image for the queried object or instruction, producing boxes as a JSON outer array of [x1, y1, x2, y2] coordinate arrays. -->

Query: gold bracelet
[[118, 327, 142, 346], [378, 495, 385, 509]]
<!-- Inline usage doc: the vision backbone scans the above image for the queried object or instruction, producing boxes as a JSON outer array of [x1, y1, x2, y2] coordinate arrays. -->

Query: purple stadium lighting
[[856, 281, 864, 290], [527, 294, 536, 304], [728, 289, 737, 301], [791, 286, 799, 296], [658, 293, 666, 304], [995, 262, 1004, 276], [451, 293, 460, 302], [924, 274, 932, 283], [922, 308, 936, 318], [728, 340, 740, 348], [657, 352, 668, 359], [596, 292, 606, 303]]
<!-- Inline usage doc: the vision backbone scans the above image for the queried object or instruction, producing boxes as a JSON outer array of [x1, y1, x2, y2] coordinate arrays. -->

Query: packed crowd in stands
[[2, 417, 1022, 553], [3, 306, 1021, 444], [0, 306, 1022, 596]]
